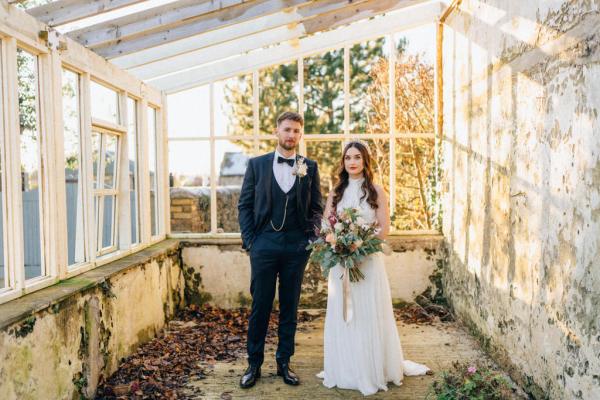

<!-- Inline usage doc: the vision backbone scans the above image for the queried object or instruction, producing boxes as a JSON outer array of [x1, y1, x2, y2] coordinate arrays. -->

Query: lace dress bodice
[[336, 177, 377, 224]]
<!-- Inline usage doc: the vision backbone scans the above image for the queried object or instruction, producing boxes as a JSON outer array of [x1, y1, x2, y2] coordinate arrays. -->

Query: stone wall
[[170, 187, 241, 233], [0, 240, 185, 400], [179, 236, 444, 309], [441, 1, 600, 398]]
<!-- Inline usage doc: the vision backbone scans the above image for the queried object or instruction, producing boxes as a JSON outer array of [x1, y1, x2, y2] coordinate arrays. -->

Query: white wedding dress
[[316, 177, 430, 396]]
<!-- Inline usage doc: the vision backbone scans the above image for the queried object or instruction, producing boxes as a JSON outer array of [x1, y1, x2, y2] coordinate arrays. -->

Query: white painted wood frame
[[27, 0, 148, 27]]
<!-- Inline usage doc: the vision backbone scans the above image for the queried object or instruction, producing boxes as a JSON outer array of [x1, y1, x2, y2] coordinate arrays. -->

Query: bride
[[316, 141, 430, 396]]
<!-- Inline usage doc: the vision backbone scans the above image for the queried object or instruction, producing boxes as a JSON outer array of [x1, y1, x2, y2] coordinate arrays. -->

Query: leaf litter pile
[[95, 304, 317, 399], [394, 295, 454, 324]]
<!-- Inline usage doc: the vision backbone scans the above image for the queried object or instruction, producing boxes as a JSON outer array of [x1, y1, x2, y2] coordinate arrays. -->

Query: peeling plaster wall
[[442, 1, 600, 398], [0, 245, 185, 399], [180, 238, 444, 309]]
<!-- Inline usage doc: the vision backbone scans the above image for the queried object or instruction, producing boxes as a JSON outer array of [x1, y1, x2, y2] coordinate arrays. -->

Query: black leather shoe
[[276, 361, 300, 385], [239, 365, 261, 389]]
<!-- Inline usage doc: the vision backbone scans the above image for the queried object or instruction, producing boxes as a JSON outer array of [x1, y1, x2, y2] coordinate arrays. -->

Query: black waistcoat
[[264, 175, 302, 233]]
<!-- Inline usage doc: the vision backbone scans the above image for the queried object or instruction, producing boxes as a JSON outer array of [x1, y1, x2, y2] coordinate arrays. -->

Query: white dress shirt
[[272, 149, 296, 194]]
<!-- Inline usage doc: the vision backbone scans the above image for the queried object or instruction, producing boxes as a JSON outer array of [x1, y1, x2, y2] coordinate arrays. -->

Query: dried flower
[[293, 157, 308, 177]]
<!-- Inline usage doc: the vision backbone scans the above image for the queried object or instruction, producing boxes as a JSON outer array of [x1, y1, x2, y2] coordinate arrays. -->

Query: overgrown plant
[[427, 361, 517, 400]]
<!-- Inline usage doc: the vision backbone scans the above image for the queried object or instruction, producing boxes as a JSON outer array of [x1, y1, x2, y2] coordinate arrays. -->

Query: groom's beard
[[279, 140, 297, 151]]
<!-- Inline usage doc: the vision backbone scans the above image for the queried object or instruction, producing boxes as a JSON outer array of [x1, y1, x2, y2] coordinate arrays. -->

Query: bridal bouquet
[[307, 207, 385, 283]]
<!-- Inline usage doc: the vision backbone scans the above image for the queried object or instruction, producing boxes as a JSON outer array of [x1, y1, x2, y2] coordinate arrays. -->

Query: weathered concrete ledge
[[0, 239, 185, 400], [0, 239, 181, 331]]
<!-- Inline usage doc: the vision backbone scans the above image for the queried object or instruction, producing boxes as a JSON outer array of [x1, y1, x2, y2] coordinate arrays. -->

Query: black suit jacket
[[237, 152, 323, 251]]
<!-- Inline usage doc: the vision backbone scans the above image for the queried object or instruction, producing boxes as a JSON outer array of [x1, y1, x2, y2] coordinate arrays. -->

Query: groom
[[237, 111, 323, 388]]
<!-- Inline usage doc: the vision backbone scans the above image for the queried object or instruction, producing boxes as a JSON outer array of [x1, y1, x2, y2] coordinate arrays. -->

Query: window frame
[[0, 16, 165, 305], [61, 66, 89, 271], [167, 31, 439, 237], [92, 125, 121, 257]]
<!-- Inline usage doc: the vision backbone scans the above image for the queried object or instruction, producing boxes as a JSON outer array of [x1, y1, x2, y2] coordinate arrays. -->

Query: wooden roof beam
[[67, 0, 253, 48], [151, 1, 442, 93], [109, 0, 370, 68], [89, 0, 315, 58], [27, 0, 147, 27], [127, 0, 430, 80]]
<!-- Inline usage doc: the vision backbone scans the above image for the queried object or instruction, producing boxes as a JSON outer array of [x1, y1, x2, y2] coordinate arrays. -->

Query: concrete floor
[[183, 313, 524, 399]]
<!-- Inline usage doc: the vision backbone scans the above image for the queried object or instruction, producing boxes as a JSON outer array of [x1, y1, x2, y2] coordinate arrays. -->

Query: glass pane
[[63, 69, 85, 267], [255, 138, 273, 155], [214, 74, 253, 136], [393, 23, 435, 66], [259, 62, 298, 135], [216, 140, 252, 233], [101, 195, 116, 249], [91, 131, 101, 189], [305, 140, 342, 196], [127, 97, 140, 245], [18, 48, 43, 280], [90, 81, 119, 124], [392, 138, 436, 231], [103, 134, 118, 189], [393, 28, 434, 134], [167, 84, 210, 138], [148, 107, 159, 236], [359, 139, 391, 188], [349, 37, 389, 134], [169, 140, 210, 233], [303, 49, 344, 134]]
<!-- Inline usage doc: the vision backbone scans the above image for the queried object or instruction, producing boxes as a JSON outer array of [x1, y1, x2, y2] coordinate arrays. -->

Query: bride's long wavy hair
[[331, 141, 378, 213]]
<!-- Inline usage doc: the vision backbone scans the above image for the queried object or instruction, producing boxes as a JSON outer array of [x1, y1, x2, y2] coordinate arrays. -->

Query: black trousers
[[246, 229, 310, 366]]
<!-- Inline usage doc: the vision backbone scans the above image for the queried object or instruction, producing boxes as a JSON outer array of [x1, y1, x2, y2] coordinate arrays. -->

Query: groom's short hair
[[277, 111, 304, 127]]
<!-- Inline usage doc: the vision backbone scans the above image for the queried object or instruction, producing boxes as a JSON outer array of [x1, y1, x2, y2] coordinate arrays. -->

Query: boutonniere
[[293, 156, 308, 178]]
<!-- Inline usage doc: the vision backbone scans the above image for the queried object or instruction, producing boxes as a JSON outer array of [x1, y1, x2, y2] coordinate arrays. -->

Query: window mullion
[[343, 45, 350, 141], [209, 82, 217, 233], [47, 51, 66, 279], [81, 73, 95, 265], [298, 57, 306, 156], [388, 34, 397, 224], [4, 38, 24, 292], [139, 98, 151, 244], [160, 93, 169, 236], [117, 91, 130, 249], [96, 134, 107, 255], [252, 71, 259, 155]]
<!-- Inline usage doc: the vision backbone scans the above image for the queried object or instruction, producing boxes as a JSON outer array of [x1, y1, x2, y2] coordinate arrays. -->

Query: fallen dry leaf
[[95, 305, 316, 399]]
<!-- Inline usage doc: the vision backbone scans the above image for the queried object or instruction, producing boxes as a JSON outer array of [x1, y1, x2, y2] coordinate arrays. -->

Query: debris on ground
[[394, 296, 454, 324], [95, 305, 318, 399]]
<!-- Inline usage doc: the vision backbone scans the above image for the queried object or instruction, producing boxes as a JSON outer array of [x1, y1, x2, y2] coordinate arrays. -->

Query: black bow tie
[[277, 156, 295, 167]]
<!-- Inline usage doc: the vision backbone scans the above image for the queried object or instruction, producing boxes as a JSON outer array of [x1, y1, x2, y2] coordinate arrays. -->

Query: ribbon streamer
[[342, 266, 353, 323]]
